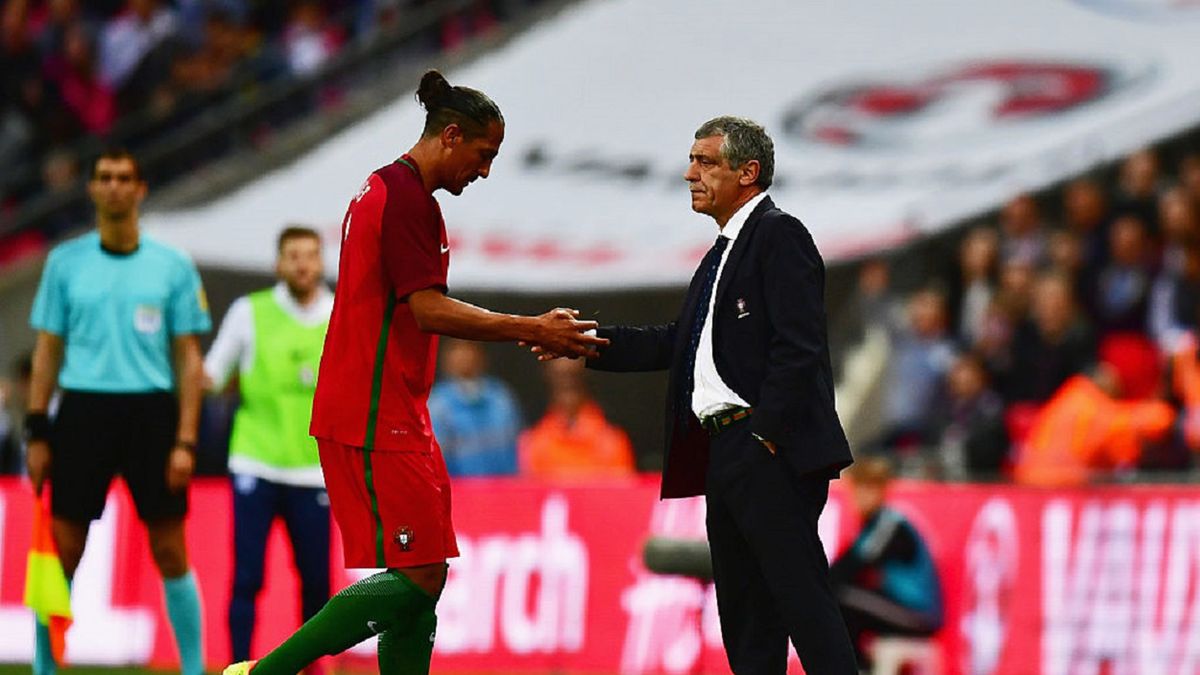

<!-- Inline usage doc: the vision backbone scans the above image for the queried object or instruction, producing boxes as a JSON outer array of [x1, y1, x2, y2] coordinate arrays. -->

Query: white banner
[[146, 0, 1200, 291]]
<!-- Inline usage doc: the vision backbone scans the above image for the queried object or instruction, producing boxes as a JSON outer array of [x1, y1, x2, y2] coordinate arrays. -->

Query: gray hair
[[694, 116, 775, 190]]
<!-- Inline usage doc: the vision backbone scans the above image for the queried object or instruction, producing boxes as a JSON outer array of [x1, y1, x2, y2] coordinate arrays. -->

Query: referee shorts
[[51, 390, 186, 523]]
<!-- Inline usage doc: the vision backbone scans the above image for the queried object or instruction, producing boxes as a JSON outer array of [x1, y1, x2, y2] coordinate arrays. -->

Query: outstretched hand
[[521, 308, 608, 360]]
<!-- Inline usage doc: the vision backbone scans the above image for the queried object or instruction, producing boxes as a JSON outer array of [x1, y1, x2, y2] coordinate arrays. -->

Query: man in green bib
[[204, 226, 334, 664]]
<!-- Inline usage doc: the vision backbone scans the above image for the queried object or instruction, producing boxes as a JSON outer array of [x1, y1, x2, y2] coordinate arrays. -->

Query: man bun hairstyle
[[416, 69, 503, 140], [694, 116, 775, 191]]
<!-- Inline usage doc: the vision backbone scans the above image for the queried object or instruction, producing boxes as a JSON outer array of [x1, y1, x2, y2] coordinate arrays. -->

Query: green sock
[[377, 608, 437, 675], [252, 570, 436, 675]]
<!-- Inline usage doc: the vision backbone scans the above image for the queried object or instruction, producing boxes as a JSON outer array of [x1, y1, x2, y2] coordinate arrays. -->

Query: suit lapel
[[713, 196, 773, 313]]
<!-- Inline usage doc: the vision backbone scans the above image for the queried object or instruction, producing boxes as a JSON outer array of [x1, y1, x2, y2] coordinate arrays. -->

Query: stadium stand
[[0, 0, 555, 265]]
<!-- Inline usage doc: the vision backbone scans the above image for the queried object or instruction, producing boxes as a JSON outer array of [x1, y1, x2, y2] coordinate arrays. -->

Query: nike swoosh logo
[[440, 244, 450, 254], [367, 620, 382, 634]]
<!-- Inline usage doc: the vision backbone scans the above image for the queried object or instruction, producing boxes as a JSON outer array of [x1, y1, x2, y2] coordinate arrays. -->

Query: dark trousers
[[836, 585, 940, 668], [705, 422, 859, 674], [229, 474, 331, 661]]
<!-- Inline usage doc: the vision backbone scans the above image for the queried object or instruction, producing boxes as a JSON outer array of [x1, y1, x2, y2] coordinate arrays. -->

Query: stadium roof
[[147, 0, 1200, 291]]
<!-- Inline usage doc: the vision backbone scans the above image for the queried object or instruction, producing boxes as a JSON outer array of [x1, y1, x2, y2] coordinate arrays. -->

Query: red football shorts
[[317, 438, 458, 568]]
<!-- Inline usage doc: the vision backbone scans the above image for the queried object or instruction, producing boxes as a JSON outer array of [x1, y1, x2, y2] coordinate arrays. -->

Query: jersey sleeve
[[170, 256, 213, 336], [29, 249, 68, 336], [380, 177, 447, 300], [204, 296, 252, 389]]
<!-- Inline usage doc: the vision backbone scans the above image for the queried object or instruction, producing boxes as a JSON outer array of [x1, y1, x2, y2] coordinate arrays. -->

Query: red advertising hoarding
[[2, 476, 1199, 674]]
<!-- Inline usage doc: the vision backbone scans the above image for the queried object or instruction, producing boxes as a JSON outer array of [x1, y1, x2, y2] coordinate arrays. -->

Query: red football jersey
[[310, 156, 449, 451]]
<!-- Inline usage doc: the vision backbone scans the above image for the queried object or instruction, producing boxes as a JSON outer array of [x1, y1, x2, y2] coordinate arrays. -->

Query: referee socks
[[163, 570, 205, 675]]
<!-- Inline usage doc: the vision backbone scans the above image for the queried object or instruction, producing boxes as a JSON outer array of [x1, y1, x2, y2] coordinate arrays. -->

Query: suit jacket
[[589, 196, 852, 498]]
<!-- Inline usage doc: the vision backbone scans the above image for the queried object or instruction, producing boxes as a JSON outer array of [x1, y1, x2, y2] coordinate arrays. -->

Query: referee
[[25, 149, 211, 675]]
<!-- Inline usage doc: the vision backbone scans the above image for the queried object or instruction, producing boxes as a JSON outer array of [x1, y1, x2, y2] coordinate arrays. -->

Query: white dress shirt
[[691, 192, 767, 419]]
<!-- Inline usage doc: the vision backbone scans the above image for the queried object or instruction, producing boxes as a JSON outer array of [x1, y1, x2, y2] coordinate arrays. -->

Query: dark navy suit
[[589, 195, 858, 673]]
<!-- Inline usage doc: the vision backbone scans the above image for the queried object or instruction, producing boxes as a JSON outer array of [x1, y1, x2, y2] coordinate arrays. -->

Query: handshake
[[520, 307, 609, 361]]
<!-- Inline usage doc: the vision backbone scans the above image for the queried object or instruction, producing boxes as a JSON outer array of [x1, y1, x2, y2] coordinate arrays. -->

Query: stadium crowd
[[0, 0, 529, 247], [860, 148, 1200, 485]]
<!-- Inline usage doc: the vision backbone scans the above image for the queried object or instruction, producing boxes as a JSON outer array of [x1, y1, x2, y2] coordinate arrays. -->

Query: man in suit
[[587, 117, 858, 673]]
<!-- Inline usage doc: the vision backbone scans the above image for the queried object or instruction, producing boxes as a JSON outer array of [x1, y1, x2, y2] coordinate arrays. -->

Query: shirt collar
[[719, 191, 767, 243], [273, 281, 332, 314]]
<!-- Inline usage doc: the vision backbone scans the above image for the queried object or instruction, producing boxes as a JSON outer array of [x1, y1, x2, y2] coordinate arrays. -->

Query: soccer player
[[223, 70, 606, 674], [204, 226, 334, 664], [25, 149, 210, 675]]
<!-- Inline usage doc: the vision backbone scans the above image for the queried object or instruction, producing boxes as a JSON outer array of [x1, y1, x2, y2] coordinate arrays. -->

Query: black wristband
[[24, 412, 51, 442], [174, 440, 197, 453]]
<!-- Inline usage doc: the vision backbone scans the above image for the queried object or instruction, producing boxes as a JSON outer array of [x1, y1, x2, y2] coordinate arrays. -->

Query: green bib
[[228, 290, 328, 476]]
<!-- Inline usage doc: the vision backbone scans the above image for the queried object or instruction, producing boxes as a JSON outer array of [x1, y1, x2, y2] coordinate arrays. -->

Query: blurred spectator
[[98, 0, 178, 91], [1047, 229, 1085, 289], [249, 0, 291, 36], [1160, 187, 1199, 272], [1181, 153, 1200, 211], [43, 21, 115, 134], [440, 0, 496, 51], [1115, 148, 1163, 236], [972, 258, 1035, 373], [1150, 242, 1200, 353], [831, 457, 943, 670], [0, 376, 12, 475], [925, 354, 1007, 480], [1001, 273, 1096, 403], [1013, 367, 1173, 487], [946, 226, 998, 346], [2, 0, 77, 173], [878, 289, 956, 452], [148, 10, 286, 126], [839, 257, 901, 346], [1062, 177, 1111, 273], [37, 147, 88, 237], [998, 193, 1049, 266], [1084, 214, 1155, 337], [428, 339, 521, 477], [32, 0, 92, 60], [1167, 332, 1200, 452], [519, 358, 635, 479], [282, 0, 342, 76], [0, 353, 33, 475]]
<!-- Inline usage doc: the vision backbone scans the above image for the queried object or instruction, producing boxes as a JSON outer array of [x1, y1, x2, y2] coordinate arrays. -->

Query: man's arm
[[169, 334, 204, 492], [586, 324, 678, 372], [202, 296, 250, 391], [25, 331, 63, 495], [407, 289, 608, 358], [749, 216, 826, 448]]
